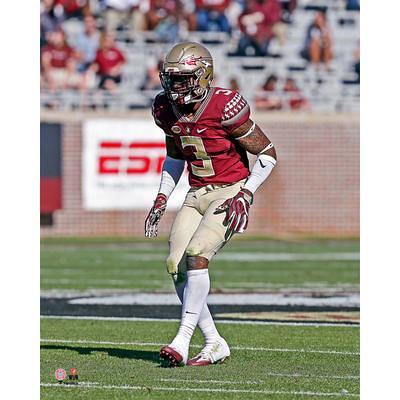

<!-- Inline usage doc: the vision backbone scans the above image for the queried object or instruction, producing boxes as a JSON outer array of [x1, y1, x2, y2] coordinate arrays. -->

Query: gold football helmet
[[160, 42, 214, 105]]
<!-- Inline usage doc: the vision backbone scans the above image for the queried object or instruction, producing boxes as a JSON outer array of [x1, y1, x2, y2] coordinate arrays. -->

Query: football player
[[145, 42, 277, 367]]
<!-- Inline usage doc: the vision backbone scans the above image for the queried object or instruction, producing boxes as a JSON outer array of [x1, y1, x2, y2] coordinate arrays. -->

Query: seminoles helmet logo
[[180, 55, 202, 66]]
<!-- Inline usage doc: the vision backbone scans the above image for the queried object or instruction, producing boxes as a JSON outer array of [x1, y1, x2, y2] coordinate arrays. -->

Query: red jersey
[[239, 0, 282, 40], [55, 0, 84, 13], [152, 87, 251, 187], [41, 44, 75, 69], [94, 47, 125, 75], [195, 0, 231, 12]]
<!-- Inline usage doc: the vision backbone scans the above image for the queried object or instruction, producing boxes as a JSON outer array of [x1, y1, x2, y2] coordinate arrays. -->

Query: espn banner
[[82, 119, 189, 210]]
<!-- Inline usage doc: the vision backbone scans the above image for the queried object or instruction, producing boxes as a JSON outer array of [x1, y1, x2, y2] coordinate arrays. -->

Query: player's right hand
[[145, 193, 167, 238]]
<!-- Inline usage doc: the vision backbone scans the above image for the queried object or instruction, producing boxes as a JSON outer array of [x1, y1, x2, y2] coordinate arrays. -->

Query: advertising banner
[[83, 119, 189, 210]]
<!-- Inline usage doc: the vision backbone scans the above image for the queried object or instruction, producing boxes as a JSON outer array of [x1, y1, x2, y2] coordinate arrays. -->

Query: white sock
[[174, 272, 220, 346], [170, 269, 211, 353]]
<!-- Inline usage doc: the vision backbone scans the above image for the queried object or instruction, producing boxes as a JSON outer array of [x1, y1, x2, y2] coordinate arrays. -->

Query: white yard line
[[40, 382, 359, 397], [40, 314, 360, 328], [40, 338, 359, 356], [113, 252, 361, 262], [217, 252, 360, 262], [66, 292, 360, 307], [161, 373, 359, 384], [40, 285, 359, 299], [258, 373, 359, 380], [41, 279, 358, 292], [42, 251, 359, 262], [160, 378, 260, 385], [41, 279, 131, 285]]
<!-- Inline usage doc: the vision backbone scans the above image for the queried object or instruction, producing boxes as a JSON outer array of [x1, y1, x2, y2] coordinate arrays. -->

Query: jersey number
[[216, 89, 232, 95], [180, 136, 215, 177]]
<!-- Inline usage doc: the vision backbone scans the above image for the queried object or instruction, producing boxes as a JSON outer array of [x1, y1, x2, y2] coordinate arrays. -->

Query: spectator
[[229, 77, 240, 91], [353, 45, 360, 83], [301, 10, 333, 69], [102, 0, 147, 32], [181, 0, 198, 31], [255, 74, 282, 110], [280, 0, 297, 23], [146, 0, 180, 42], [346, 0, 360, 11], [41, 29, 81, 91], [41, 0, 65, 46], [237, 0, 283, 56], [74, 15, 100, 72], [141, 58, 164, 91], [283, 77, 309, 110], [195, 0, 231, 32], [89, 31, 126, 91], [54, 0, 90, 20]]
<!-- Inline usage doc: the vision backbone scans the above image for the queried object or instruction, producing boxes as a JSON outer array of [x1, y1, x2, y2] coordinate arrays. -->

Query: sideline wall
[[40, 111, 359, 237]]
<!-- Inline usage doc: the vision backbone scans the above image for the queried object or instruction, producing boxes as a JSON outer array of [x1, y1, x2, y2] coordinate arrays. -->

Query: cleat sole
[[159, 346, 185, 368]]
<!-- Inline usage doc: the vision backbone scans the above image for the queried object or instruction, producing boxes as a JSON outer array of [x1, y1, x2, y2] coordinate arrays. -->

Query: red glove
[[214, 188, 253, 240], [145, 193, 167, 238]]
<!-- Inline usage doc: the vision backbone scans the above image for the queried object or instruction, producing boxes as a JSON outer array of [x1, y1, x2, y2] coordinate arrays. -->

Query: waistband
[[189, 180, 245, 196]]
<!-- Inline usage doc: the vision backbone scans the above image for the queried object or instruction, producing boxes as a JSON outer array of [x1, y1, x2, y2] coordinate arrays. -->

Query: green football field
[[41, 238, 360, 399], [41, 237, 359, 292]]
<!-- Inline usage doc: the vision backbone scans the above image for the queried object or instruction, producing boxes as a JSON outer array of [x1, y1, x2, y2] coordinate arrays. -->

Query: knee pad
[[166, 253, 187, 275], [166, 255, 179, 275]]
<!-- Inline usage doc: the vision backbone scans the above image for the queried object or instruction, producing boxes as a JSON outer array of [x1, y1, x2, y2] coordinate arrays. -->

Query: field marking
[[40, 285, 359, 299], [40, 382, 359, 397], [117, 252, 360, 262], [41, 279, 132, 285], [42, 251, 359, 261], [67, 292, 359, 308], [217, 252, 360, 262], [161, 374, 359, 384], [161, 378, 260, 385], [40, 338, 359, 356], [41, 314, 360, 328], [41, 278, 359, 292], [42, 251, 360, 262]]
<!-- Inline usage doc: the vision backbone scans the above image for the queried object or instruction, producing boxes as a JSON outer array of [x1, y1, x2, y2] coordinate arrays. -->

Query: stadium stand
[[40, 0, 360, 112]]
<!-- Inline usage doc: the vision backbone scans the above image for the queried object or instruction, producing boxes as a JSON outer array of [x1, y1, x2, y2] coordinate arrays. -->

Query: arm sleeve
[[243, 154, 276, 194], [158, 156, 185, 198], [221, 91, 251, 134]]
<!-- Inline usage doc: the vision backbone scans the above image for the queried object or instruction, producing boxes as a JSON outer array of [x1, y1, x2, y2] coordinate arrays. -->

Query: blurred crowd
[[41, 0, 359, 109]]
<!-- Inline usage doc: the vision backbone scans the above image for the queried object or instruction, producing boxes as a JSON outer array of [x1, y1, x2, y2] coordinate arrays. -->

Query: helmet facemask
[[160, 68, 208, 106]]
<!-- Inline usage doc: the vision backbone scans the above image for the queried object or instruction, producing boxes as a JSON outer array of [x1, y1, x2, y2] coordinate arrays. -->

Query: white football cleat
[[187, 337, 230, 366]]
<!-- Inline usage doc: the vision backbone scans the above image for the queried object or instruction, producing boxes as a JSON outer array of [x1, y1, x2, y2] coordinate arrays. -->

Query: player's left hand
[[145, 193, 167, 238], [214, 188, 253, 240]]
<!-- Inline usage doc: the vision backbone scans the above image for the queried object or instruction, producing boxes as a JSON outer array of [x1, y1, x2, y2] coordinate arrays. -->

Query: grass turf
[[41, 238, 359, 292], [41, 318, 359, 399], [41, 238, 359, 398]]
